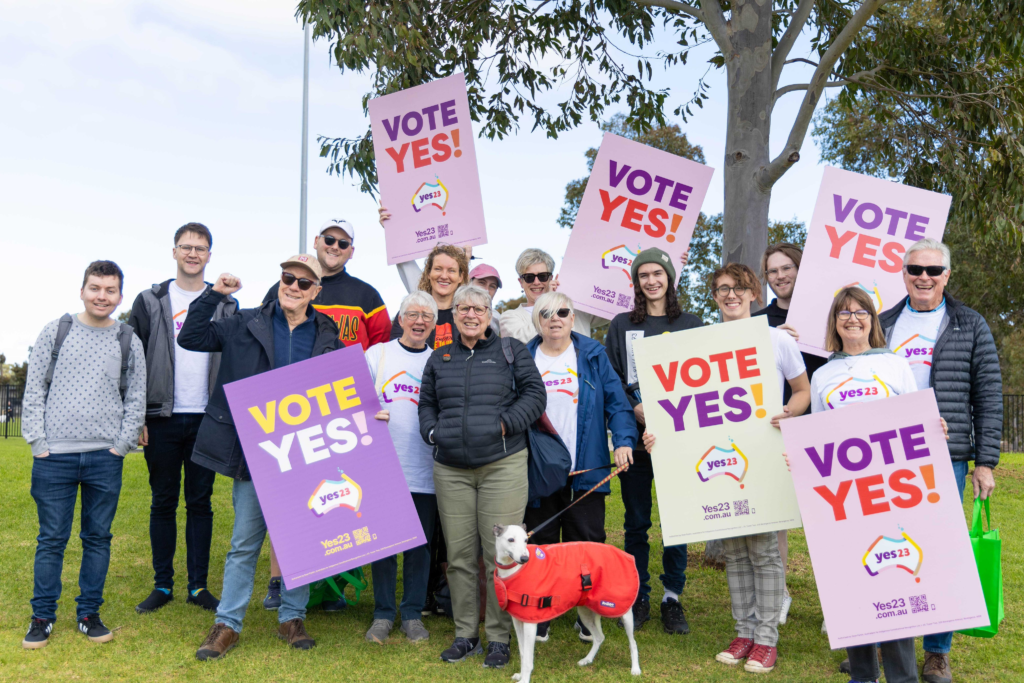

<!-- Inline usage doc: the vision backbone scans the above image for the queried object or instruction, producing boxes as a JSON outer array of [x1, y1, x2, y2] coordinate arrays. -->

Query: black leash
[[526, 464, 628, 539]]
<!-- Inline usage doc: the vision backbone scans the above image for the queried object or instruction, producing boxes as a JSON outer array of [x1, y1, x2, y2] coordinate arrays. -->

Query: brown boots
[[278, 618, 316, 650], [196, 619, 315, 661]]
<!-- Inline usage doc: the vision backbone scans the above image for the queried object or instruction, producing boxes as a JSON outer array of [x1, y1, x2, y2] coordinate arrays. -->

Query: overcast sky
[[0, 0, 829, 363]]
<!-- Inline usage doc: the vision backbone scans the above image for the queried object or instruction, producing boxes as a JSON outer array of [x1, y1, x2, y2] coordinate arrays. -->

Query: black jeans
[[524, 485, 607, 545], [145, 413, 216, 592], [619, 449, 687, 597], [847, 638, 919, 683], [371, 493, 437, 621]]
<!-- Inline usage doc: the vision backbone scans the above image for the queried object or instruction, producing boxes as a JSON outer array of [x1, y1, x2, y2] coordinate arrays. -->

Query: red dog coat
[[494, 542, 640, 623]]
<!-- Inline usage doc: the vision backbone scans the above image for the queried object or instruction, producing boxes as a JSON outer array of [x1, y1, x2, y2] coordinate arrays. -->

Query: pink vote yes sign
[[558, 133, 714, 319], [369, 73, 487, 264], [786, 166, 950, 357]]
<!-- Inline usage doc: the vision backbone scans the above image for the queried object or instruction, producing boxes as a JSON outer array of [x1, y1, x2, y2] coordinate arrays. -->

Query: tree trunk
[[720, 0, 774, 274]]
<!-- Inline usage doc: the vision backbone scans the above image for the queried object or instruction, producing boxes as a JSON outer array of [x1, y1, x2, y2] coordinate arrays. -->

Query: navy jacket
[[528, 332, 638, 493], [178, 289, 342, 479], [879, 294, 1002, 469]]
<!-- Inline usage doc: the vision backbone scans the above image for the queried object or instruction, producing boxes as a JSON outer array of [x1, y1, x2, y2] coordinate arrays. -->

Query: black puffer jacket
[[419, 329, 546, 469], [880, 294, 1003, 468]]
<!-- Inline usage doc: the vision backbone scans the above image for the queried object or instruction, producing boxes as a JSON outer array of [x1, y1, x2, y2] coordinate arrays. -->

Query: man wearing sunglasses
[[263, 219, 391, 352], [878, 238, 1002, 683], [127, 223, 237, 617]]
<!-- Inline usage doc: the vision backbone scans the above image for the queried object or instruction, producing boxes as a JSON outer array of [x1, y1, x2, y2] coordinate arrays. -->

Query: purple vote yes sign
[[224, 344, 425, 589]]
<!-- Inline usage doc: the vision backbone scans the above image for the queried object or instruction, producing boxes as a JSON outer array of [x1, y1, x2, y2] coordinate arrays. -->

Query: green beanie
[[630, 247, 676, 286]]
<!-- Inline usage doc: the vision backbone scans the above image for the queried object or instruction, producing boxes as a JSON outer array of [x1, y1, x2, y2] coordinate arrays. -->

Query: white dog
[[493, 524, 641, 682]]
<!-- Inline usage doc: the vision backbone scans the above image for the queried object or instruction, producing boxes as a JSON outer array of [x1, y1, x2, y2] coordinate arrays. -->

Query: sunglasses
[[281, 272, 319, 291], [322, 235, 351, 249], [905, 264, 947, 277], [520, 272, 553, 284], [540, 308, 572, 320]]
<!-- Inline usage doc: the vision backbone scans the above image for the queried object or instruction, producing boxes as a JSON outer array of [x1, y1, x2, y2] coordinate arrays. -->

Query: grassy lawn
[[0, 438, 1019, 682]]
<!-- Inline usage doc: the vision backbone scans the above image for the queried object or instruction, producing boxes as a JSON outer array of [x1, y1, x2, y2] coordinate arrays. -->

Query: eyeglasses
[[837, 309, 871, 320], [905, 264, 947, 277], [765, 264, 796, 279], [540, 308, 572, 320], [714, 286, 751, 297], [403, 311, 435, 322], [281, 272, 319, 291], [322, 236, 351, 250], [456, 305, 488, 316], [176, 245, 209, 255], [520, 272, 553, 284]]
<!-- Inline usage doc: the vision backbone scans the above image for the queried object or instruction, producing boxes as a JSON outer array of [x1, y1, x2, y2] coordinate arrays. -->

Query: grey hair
[[399, 290, 439, 320], [515, 248, 555, 276], [532, 291, 575, 331], [906, 238, 951, 270], [452, 284, 492, 312]]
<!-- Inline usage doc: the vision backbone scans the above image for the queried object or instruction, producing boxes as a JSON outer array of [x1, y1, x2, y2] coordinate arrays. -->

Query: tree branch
[[761, 0, 887, 190], [632, 0, 703, 20], [697, 0, 731, 54], [771, 0, 816, 89], [784, 57, 819, 68], [773, 65, 886, 103]]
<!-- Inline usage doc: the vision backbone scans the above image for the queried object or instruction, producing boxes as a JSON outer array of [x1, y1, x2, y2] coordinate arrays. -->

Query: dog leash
[[526, 464, 628, 539]]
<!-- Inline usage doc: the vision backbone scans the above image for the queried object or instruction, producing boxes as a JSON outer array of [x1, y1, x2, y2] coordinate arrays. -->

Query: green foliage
[[117, 310, 131, 324], [495, 294, 526, 314]]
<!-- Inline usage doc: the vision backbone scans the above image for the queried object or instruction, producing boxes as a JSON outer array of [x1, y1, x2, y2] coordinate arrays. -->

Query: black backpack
[[44, 313, 134, 401]]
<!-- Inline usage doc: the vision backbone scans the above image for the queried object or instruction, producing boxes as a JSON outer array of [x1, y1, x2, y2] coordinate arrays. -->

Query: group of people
[[20, 216, 1001, 683]]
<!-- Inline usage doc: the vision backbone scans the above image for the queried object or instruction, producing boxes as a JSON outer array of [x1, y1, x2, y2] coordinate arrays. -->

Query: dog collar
[[495, 560, 518, 570]]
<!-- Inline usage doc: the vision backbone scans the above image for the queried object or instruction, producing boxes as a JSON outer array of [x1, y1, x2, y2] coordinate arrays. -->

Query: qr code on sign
[[910, 594, 929, 614], [354, 527, 371, 546], [734, 499, 750, 516], [438, 225, 450, 238], [617, 293, 632, 308]]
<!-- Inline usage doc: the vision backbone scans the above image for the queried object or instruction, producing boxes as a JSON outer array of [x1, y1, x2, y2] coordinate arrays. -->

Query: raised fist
[[213, 273, 242, 295]]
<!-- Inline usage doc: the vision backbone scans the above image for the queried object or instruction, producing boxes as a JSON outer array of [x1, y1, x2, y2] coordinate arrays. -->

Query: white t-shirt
[[534, 344, 579, 470], [889, 301, 945, 390], [770, 326, 807, 403], [810, 351, 918, 413], [169, 281, 211, 413], [365, 340, 434, 494]]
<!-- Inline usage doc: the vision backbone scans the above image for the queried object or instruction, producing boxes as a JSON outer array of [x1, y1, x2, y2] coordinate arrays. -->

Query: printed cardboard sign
[[780, 390, 987, 648], [224, 345, 425, 588], [787, 167, 950, 357], [369, 73, 487, 264], [558, 133, 714, 318], [633, 316, 801, 544]]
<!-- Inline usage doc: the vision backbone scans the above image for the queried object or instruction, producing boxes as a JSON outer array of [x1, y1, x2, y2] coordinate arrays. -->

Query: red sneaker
[[744, 644, 778, 673], [715, 637, 754, 665]]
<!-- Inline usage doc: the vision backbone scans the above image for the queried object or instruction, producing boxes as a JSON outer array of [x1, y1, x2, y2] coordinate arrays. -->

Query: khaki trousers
[[434, 449, 528, 643]]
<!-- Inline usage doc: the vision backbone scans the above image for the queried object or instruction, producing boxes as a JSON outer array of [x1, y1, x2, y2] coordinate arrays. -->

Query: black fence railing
[[1, 384, 24, 439], [1006, 394, 1023, 453]]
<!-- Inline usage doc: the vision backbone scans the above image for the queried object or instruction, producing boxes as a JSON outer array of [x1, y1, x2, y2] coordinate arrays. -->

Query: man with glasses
[[128, 223, 237, 616], [878, 238, 1002, 683]]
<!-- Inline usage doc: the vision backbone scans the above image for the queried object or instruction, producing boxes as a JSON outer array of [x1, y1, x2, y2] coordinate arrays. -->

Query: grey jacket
[[128, 280, 237, 418]]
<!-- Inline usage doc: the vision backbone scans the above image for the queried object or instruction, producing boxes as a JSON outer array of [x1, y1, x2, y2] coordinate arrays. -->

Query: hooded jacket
[[178, 289, 342, 479], [418, 328, 546, 469], [527, 332, 637, 493], [879, 294, 1002, 468], [128, 280, 237, 418]]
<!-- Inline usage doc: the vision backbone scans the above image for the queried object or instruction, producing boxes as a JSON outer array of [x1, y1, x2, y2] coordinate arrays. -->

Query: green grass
[[0, 439, 1019, 682]]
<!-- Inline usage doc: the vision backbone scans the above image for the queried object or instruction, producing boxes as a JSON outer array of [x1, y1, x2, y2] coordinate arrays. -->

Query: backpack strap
[[117, 323, 134, 400], [43, 314, 75, 401], [500, 336, 517, 394]]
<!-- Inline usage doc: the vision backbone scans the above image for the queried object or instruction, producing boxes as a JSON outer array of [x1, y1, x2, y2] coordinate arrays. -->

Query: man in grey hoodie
[[21, 260, 146, 650]]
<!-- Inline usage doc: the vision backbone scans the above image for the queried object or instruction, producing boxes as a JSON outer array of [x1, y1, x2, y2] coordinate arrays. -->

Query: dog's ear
[[493, 524, 507, 537]]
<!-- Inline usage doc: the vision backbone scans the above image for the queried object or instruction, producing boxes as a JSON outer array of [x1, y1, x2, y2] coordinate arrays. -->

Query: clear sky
[[0, 0, 829, 363]]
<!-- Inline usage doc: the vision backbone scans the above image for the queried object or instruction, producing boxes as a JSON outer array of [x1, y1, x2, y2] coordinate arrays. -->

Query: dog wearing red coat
[[493, 524, 641, 682]]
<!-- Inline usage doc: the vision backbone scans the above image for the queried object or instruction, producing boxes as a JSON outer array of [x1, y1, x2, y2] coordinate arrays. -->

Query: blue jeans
[[30, 450, 124, 620], [923, 460, 969, 654], [620, 449, 687, 597], [371, 492, 436, 622], [215, 479, 308, 633]]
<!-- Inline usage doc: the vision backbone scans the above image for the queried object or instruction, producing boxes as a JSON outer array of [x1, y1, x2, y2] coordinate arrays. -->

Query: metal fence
[[1006, 394, 1024, 453], [1, 385, 23, 439]]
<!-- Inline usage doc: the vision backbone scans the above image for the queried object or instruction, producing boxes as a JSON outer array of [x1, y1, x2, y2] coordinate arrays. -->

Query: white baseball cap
[[319, 219, 355, 241]]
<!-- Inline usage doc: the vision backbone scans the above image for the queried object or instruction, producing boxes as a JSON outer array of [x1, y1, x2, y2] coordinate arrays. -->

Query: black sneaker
[[136, 589, 173, 614], [22, 617, 54, 649], [661, 597, 690, 634], [440, 636, 482, 663], [630, 595, 651, 631], [535, 621, 550, 642], [322, 595, 348, 612], [186, 588, 220, 612], [574, 617, 593, 642], [422, 594, 438, 617], [78, 614, 113, 643], [482, 641, 510, 668], [263, 577, 282, 610]]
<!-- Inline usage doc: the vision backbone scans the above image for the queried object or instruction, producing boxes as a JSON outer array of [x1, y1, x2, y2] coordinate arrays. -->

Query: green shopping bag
[[306, 567, 368, 609], [957, 498, 1003, 638]]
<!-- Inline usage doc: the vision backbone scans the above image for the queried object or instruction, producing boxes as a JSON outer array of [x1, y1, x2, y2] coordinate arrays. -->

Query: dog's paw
[[631, 667, 642, 676], [577, 658, 594, 667], [512, 674, 521, 681]]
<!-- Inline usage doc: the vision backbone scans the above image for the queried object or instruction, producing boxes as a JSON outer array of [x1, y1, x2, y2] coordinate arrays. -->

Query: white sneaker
[[779, 594, 792, 626]]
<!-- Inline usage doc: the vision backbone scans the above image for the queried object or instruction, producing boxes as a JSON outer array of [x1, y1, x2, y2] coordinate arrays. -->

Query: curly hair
[[629, 280, 683, 324], [710, 263, 764, 306], [417, 244, 469, 294]]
